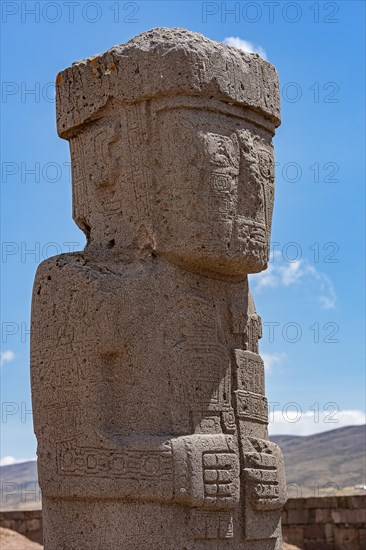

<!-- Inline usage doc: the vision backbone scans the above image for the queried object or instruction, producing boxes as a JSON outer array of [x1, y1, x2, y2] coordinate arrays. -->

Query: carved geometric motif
[[235, 390, 268, 424], [190, 509, 234, 539], [57, 440, 173, 481], [202, 451, 240, 506], [234, 350, 265, 395], [243, 438, 287, 512]]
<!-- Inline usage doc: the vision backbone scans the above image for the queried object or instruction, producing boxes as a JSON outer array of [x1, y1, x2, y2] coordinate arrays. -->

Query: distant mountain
[[0, 460, 41, 511], [271, 424, 366, 497], [1, 425, 365, 509]]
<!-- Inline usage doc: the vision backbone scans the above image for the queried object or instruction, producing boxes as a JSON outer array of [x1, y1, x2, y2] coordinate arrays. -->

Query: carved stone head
[[56, 28, 280, 276], [153, 100, 275, 275]]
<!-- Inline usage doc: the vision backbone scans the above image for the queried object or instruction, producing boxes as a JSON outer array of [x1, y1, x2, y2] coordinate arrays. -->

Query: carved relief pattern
[[244, 314, 262, 354], [69, 134, 89, 232], [203, 452, 240, 505], [190, 509, 234, 540], [57, 440, 173, 481], [243, 438, 287, 512], [235, 390, 268, 424], [235, 350, 265, 394], [123, 103, 150, 220]]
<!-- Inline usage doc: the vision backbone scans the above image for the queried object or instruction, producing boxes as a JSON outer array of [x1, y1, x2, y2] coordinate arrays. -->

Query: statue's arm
[[54, 433, 240, 509], [31, 256, 240, 509]]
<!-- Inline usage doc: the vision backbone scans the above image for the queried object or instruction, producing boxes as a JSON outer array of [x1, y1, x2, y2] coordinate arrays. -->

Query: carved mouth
[[235, 220, 267, 244]]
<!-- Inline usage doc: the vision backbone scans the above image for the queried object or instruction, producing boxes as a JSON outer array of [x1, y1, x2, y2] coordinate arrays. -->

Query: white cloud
[[281, 261, 304, 286], [0, 350, 15, 367], [223, 37, 267, 59], [317, 273, 337, 310], [269, 408, 366, 436], [0, 455, 31, 466], [262, 352, 286, 372], [252, 257, 337, 310]]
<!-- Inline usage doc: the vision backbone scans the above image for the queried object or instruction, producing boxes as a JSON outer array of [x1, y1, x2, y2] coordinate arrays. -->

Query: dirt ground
[[0, 528, 301, 549], [0, 528, 42, 549]]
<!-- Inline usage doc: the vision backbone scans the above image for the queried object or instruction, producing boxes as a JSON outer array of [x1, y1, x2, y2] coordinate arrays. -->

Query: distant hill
[[271, 424, 366, 497], [1, 425, 365, 509], [0, 460, 41, 511]]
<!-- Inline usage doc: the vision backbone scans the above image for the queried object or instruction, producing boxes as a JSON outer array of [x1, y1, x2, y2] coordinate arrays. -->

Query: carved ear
[[134, 222, 156, 256], [69, 135, 91, 239], [238, 130, 260, 179]]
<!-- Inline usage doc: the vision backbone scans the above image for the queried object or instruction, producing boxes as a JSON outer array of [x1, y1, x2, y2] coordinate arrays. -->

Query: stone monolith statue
[[31, 28, 286, 549]]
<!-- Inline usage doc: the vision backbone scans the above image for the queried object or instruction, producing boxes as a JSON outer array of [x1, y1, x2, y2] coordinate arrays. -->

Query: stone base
[[42, 498, 282, 550]]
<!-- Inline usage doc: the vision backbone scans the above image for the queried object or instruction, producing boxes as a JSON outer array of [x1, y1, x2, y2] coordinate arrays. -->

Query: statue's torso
[[31, 253, 284, 549]]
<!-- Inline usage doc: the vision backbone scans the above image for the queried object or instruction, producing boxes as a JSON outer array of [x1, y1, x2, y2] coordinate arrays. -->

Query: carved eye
[[203, 133, 239, 172], [257, 148, 274, 180]]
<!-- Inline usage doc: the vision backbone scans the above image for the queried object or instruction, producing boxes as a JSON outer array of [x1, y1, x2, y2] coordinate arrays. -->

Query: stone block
[[305, 497, 338, 509], [324, 522, 334, 543], [315, 508, 332, 523], [283, 526, 304, 547], [331, 508, 366, 524], [359, 528, 366, 546], [286, 498, 307, 510], [333, 526, 359, 547], [304, 523, 325, 540], [303, 542, 334, 550], [346, 495, 366, 509], [25, 519, 41, 532], [288, 508, 309, 524]]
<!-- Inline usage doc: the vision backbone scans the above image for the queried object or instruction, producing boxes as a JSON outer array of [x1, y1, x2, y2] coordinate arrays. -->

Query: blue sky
[[1, 0, 365, 464]]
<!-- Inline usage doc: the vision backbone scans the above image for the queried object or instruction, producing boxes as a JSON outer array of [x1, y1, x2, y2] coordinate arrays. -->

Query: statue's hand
[[243, 438, 287, 511], [172, 434, 240, 510]]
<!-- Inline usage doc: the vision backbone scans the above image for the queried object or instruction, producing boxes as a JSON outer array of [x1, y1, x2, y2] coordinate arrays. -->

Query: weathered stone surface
[[31, 28, 285, 549], [56, 28, 280, 138]]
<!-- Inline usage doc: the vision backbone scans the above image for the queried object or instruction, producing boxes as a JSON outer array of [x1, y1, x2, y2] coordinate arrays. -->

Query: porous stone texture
[[31, 28, 286, 549]]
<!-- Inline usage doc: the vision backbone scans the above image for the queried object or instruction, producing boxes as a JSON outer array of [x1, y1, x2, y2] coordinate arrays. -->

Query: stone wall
[[0, 510, 42, 544], [283, 495, 366, 549], [1, 496, 365, 548]]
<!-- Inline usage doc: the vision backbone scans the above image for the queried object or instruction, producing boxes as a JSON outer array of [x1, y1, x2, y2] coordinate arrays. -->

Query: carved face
[[154, 108, 275, 276], [69, 104, 275, 273]]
